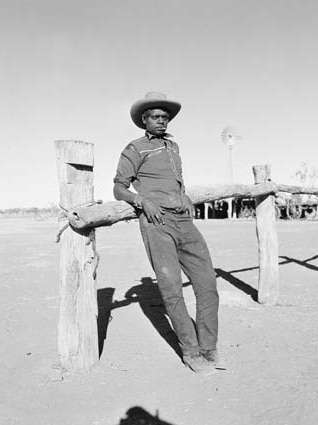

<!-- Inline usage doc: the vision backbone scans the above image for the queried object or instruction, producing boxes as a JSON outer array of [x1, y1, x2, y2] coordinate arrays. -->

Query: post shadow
[[213, 253, 318, 302], [279, 255, 318, 272], [303, 254, 318, 263], [118, 406, 176, 425], [97, 287, 115, 357], [214, 267, 258, 301]]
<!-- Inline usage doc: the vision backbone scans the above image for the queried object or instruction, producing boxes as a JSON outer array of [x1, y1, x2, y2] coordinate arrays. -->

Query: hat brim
[[130, 98, 181, 129]]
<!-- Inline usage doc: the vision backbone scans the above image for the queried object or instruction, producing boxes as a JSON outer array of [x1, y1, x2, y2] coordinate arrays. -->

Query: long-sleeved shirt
[[113, 132, 186, 209]]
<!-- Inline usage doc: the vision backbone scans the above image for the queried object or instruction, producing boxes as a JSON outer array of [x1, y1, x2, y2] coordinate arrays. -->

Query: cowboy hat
[[130, 92, 181, 129]]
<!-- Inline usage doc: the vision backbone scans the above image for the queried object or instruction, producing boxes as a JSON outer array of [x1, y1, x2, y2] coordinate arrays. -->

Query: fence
[[55, 140, 318, 371]]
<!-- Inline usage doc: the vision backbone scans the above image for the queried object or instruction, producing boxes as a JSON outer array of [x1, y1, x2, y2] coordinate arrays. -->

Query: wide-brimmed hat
[[130, 92, 181, 129]]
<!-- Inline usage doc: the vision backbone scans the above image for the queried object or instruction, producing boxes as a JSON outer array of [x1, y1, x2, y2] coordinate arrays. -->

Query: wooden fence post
[[55, 140, 99, 370], [204, 202, 209, 219], [253, 164, 279, 304]]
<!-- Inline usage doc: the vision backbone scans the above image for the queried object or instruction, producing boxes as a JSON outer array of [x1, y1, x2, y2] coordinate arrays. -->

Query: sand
[[1, 217, 318, 425]]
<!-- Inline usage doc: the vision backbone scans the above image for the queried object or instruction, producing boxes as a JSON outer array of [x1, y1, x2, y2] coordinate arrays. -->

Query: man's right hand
[[140, 198, 165, 225]]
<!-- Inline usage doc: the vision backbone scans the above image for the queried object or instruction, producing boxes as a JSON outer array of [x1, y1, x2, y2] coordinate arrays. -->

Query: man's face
[[142, 108, 170, 137]]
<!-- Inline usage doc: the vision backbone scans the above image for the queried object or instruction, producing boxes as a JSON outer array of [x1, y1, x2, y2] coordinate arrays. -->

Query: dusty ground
[[1, 217, 318, 425]]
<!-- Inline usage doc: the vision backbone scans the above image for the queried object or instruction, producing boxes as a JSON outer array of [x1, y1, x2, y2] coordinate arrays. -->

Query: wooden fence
[[55, 140, 318, 371]]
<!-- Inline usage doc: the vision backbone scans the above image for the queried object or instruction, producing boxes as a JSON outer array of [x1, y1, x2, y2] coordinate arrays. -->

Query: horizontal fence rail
[[67, 182, 318, 230]]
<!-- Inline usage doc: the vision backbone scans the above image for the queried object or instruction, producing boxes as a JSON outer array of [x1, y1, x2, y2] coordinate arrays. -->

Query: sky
[[1, 0, 318, 208]]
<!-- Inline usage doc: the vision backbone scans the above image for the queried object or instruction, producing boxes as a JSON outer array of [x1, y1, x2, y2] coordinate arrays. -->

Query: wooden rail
[[66, 181, 318, 230]]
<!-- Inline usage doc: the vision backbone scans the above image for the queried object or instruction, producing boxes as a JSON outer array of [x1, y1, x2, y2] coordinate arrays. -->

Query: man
[[113, 92, 219, 374]]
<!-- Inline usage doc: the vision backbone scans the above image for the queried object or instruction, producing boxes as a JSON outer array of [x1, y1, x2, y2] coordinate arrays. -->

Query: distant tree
[[28, 207, 39, 214], [290, 163, 318, 215]]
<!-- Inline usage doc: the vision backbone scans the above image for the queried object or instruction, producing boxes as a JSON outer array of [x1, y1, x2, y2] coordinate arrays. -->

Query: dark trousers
[[139, 210, 219, 356]]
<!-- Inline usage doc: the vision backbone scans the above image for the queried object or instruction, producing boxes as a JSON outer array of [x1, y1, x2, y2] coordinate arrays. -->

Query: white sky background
[[1, 0, 318, 208]]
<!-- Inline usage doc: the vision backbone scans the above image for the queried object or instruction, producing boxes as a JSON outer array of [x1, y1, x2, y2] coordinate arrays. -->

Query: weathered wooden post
[[204, 202, 209, 220], [55, 140, 99, 370], [253, 164, 279, 304]]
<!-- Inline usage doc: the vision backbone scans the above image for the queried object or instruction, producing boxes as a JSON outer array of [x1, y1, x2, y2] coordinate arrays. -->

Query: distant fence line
[[0, 206, 60, 218], [54, 140, 318, 373]]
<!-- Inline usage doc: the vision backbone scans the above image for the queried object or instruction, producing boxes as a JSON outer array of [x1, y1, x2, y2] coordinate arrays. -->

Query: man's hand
[[141, 198, 165, 225], [176, 194, 193, 217]]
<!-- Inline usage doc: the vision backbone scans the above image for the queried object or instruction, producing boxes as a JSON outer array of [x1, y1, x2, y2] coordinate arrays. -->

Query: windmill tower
[[221, 126, 241, 218]]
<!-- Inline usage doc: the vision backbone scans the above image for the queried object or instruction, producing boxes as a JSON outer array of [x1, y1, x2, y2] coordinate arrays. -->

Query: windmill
[[221, 126, 241, 183], [221, 126, 242, 218]]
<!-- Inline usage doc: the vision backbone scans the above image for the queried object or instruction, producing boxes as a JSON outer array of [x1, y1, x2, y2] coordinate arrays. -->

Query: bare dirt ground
[[1, 217, 318, 425]]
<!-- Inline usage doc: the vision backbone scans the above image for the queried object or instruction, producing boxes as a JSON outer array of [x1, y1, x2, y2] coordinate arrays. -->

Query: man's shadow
[[97, 277, 183, 359], [124, 277, 183, 359]]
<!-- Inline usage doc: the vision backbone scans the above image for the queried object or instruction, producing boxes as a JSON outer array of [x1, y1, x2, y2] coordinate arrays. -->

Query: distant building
[[194, 194, 318, 220]]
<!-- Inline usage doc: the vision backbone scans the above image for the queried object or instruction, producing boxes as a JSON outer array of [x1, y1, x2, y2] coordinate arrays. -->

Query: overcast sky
[[1, 0, 318, 208]]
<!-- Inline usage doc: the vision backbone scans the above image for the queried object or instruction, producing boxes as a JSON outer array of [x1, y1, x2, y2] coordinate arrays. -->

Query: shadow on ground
[[279, 255, 318, 271], [98, 252, 318, 355], [97, 277, 182, 359], [97, 287, 115, 356], [118, 406, 175, 424], [215, 268, 258, 301], [97, 262, 272, 357], [98, 258, 265, 358], [97, 262, 266, 357], [98, 252, 318, 356]]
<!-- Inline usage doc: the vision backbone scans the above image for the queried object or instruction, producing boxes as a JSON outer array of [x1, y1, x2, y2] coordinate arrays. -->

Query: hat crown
[[144, 91, 167, 101]]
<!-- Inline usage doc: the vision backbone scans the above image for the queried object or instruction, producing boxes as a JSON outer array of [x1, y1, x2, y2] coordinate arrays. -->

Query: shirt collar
[[145, 131, 174, 141]]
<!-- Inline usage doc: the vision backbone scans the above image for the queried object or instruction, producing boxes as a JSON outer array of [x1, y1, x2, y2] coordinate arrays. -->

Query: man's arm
[[113, 182, 165, 226], [113, 182, 137, 206]]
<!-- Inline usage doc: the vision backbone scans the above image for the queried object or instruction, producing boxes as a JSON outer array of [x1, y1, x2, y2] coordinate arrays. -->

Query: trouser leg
[[178, 219, 219, 351], [139, 214, 199, 356]]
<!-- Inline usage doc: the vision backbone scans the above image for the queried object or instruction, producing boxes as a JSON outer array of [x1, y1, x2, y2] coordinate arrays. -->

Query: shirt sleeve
[[113, 143, 141, 187]]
